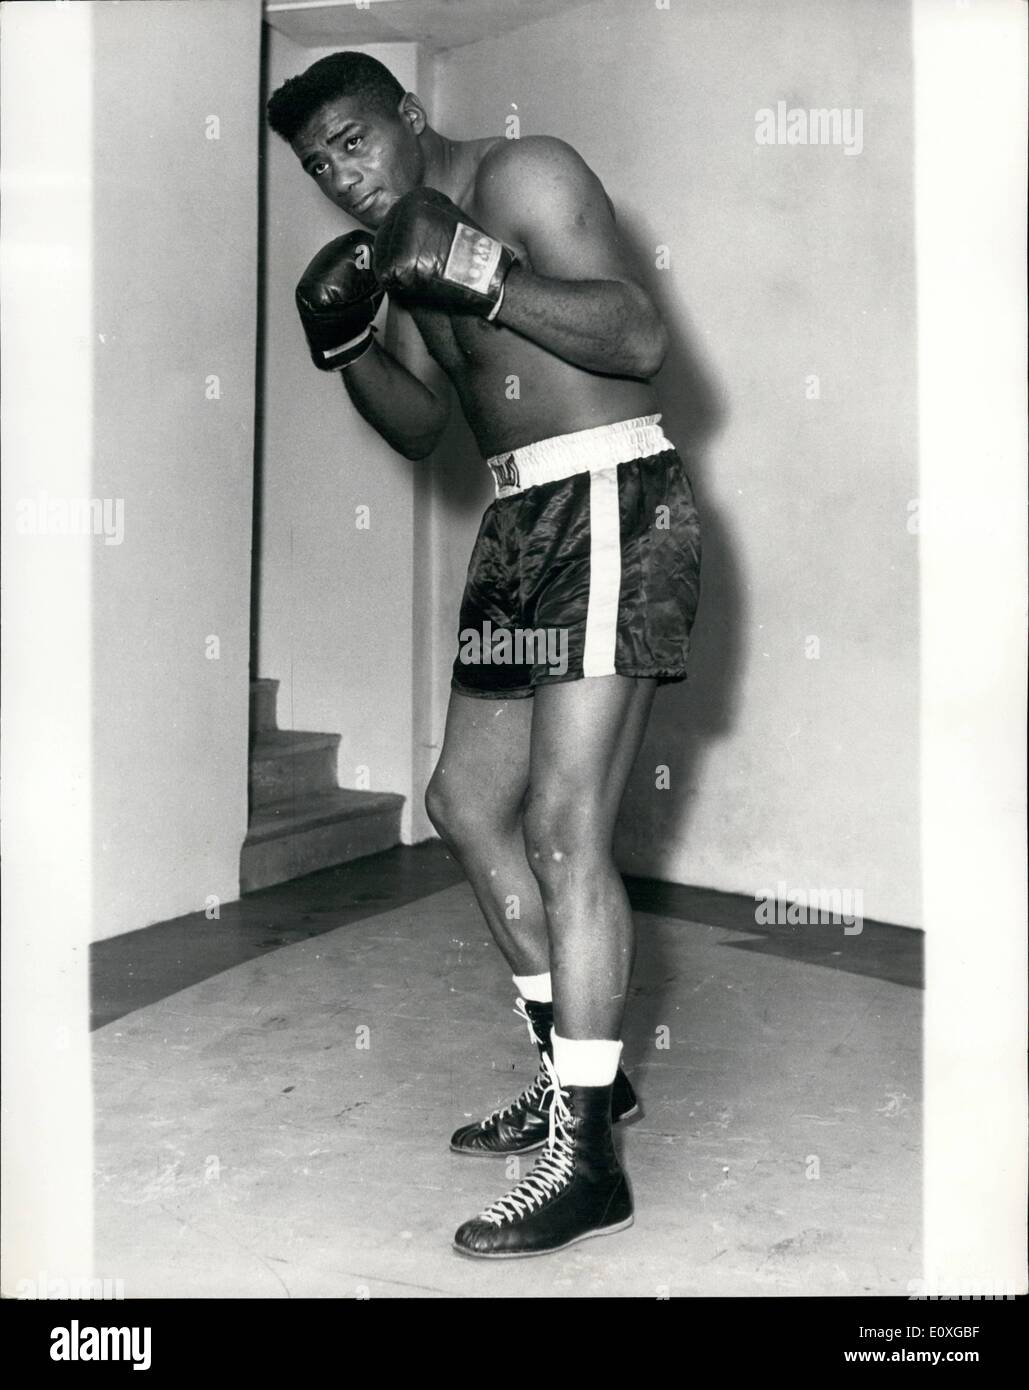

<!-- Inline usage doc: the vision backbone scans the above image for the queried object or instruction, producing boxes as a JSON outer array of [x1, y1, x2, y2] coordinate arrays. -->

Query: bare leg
[[425, 690, 549, 976], [524, 675, 657, 1039]]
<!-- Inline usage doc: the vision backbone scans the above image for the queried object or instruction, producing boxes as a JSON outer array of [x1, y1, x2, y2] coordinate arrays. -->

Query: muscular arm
[[478, 138, 668, 379], [342, 311, 448, 460]]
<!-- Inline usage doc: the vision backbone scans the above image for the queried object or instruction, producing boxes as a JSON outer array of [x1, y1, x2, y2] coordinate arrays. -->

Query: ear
[[398, 93, 427, 136]]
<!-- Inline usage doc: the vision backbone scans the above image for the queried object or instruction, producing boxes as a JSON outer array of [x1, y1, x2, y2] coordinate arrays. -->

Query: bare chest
[[406, 299, 507, 376], [405, 174, 529, 377]]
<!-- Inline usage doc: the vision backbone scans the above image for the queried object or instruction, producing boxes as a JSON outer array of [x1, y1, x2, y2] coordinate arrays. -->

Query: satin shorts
[[450, 439, 702, 700]]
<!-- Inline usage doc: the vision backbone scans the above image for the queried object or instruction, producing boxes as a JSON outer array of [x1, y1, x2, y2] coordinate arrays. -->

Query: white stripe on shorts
[[582, 467, 622, 678]]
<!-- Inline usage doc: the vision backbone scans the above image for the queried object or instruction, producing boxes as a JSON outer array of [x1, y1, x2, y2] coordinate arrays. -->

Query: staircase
[[240, 677, 404, 893]]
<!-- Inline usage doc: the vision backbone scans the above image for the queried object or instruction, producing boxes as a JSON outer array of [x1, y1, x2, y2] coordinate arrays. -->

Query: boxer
[[268, 51, 701, 1259]]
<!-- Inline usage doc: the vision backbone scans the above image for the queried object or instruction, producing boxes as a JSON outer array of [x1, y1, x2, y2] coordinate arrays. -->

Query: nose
[[329, 160, 361, 202]]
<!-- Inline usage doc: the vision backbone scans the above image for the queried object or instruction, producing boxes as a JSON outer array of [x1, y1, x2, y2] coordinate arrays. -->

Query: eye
[[345, 135, 363, 152]]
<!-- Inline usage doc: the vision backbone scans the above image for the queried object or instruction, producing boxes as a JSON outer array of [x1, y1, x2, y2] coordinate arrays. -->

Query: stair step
[[250, 677, 280, 733], [244, 787, 403, 843], [249, 729, 342, 808], [240, 788, 404, 893]]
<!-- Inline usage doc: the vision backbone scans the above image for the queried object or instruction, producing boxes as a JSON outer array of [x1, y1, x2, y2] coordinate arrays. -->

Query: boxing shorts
[[450, 413, 702, 699]]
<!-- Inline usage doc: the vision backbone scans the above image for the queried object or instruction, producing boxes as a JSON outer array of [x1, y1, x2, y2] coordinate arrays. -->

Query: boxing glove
[[296, 232, 384, 370], [373, 187, 516, 319]]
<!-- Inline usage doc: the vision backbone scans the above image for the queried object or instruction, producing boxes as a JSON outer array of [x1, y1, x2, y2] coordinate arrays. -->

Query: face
[[291, 93, 425, 228]]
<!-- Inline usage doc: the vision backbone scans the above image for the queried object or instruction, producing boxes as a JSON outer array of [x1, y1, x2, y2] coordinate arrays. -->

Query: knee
[[424, 772, 461, 842], [522, 790, 595, 889], [424, 770, 493, 850]]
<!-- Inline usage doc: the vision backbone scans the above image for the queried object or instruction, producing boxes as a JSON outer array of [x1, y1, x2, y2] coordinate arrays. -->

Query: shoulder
[[475, 136, 606, 213], [478, 135, 591, 179]]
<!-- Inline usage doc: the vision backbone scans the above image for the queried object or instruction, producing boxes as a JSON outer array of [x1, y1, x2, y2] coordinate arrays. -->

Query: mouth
[[350, 190, 380, 217]]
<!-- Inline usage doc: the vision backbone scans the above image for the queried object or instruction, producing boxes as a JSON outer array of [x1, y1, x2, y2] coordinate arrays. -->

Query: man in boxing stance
[[267, 52, 701, 1259]]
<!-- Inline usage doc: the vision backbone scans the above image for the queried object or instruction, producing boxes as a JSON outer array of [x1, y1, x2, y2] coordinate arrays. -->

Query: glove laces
[[477, 1052, 576, 1226]]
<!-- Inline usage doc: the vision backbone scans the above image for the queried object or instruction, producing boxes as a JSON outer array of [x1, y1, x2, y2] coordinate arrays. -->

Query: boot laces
[[478, 1069, 549, 1129], [478, 1053, 576, 1226], [513, 996, 549, 1049], [476, 998, 550, 1130]]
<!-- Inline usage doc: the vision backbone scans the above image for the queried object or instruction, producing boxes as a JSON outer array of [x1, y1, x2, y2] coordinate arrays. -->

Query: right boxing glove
[[296, 231, 384, 371]]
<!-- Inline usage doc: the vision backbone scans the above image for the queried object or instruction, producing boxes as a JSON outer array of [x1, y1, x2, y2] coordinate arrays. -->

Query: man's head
[[267, 52, 427, 227]]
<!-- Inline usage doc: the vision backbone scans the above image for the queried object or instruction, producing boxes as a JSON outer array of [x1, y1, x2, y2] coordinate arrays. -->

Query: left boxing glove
[[373, 187, 516, 319], [296, 232, 384, 370]]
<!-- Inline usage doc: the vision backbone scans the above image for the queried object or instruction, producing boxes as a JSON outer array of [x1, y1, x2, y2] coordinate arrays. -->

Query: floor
[[91, 844, 922, 1297]]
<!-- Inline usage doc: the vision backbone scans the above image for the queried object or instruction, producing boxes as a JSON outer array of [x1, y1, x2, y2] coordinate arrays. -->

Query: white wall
[[432, 0, 921, 925], [2, 0, 95, 1290], [2, 0, 262, 1290], [4, 0, 262, 948], [89, 0, 262, 939], [258, 33, 434, 838]]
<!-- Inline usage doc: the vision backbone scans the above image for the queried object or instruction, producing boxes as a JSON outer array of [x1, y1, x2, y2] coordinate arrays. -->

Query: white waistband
[[485, 414, 672, 497]]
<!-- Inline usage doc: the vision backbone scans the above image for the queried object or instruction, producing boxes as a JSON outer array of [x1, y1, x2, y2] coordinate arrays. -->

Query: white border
[[915, 0, 1028, 1292]]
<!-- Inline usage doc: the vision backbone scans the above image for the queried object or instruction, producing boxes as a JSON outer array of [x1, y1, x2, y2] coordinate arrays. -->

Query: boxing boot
[[449, 998, 639, 1156], [453, 1054, 634, 1258]]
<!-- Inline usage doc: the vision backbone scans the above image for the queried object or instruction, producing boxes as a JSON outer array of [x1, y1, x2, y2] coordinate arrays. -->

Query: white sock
[[551, 1030, 623, 1087], [512, 971, 552, 1003]]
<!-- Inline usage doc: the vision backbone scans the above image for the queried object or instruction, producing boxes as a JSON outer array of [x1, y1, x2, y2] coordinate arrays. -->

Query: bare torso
[[400, 138, 660, 457]]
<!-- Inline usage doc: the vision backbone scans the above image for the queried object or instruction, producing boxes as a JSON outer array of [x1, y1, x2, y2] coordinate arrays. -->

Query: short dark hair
[[267, 51, 405, 142]]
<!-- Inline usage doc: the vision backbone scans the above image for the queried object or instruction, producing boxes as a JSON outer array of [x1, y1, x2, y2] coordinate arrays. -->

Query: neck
[[420, 126, 465, 198]]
